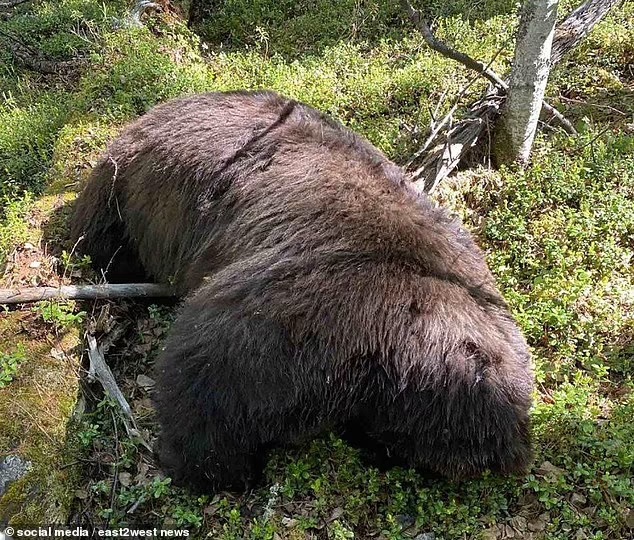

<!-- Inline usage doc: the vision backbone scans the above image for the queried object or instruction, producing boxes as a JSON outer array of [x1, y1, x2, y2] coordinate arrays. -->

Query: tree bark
[[494, 0, 560, 166], [550, 0, 623, 64]]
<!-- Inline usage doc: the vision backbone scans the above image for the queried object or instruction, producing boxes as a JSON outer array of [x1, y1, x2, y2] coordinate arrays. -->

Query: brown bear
[[70, 90, 533, 491]]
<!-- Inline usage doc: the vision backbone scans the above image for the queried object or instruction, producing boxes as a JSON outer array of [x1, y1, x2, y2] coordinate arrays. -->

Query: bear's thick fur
[[70, 90, 533, 491]]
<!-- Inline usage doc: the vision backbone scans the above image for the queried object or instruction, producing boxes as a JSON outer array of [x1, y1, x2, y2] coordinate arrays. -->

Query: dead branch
[[551, 0, 623, 64], [87, 334, 134, 421], [540, 100, 577, 133], [410, 90, 505, 191], [86, 334, 152, 451], [0, 283, 176, 305], [401, 0, 508, 89]]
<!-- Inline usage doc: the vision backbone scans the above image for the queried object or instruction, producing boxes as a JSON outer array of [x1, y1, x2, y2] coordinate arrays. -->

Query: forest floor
[[0, 0, 633, 538]]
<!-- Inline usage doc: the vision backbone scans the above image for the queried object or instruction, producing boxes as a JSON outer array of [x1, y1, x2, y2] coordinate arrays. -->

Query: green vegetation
[[0, 316, 83, 524], [0, 196, 31, 268], [0, 345, 26, 388], [32, 300, 86, 328], [0, 0, 632, 537]]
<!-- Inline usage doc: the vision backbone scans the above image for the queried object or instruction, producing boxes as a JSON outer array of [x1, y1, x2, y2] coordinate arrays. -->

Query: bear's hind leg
[[153, 287, 328, 491]]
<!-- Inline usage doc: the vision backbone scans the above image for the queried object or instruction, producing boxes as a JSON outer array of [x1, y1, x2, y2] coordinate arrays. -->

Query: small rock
[[74, 489, 88, 500], [413, 534, 435, 540], [23, 242, 36, 251], [575, 529, 589, 540], [329, 507, 344, 522], [509, 515, 527, 533], [0, 455, 33, 496], [625, 508, 634, 528], [136, 374, 155, 391], [527, 512, 550, 532], [29, 261, 41, 269], [535, 460, 565, 479], [571, 493, 587, 506]]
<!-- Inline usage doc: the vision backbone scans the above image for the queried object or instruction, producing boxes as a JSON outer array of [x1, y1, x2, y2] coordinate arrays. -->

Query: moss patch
[[0, 312, 82, 524]]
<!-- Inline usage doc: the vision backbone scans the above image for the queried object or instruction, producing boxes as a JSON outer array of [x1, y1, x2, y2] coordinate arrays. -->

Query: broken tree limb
[[87, 334, 134, 421], [0, 283, 176, 305], [540, 100, 577, 133], [410, 90, 505, 191], [86, 334, 152, 451], [551, 0, 623, 64]]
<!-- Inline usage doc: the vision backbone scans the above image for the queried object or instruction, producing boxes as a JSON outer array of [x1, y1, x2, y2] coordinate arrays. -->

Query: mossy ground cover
[[0, 0, 632, 537], [0, 311, 83, 524]]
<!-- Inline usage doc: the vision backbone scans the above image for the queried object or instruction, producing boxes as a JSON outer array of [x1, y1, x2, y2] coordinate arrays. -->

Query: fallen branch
[[540, 100, 577, 134], [410, 90, 505, 191], [87, 335, 134, 422], [0, 283, 176, 305], [86, 334, 152, 451]]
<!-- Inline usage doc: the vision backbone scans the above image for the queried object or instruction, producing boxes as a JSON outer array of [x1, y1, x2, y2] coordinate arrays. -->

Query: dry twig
[[86, 335, 152, 451]]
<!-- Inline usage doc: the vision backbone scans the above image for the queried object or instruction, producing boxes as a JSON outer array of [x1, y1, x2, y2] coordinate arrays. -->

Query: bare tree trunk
[[494, 0, 560, 166]]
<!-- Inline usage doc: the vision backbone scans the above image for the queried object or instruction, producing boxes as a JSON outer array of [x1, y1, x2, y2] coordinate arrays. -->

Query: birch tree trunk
[[494, 0, 560, 166]]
